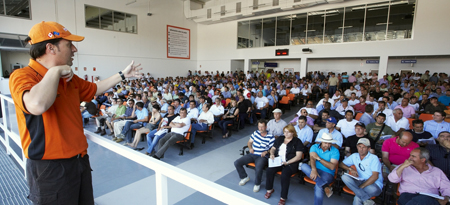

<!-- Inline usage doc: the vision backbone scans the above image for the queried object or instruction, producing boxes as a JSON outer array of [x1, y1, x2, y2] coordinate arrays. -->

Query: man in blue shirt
[[301, 133, 340, 205], [267, 90, 278, 107], [118, 102, 149, 145], [315, 117, 344, 149], [295, 116, 313, 146], [340, 138, 383, 205], [438, 90, 450, 106], [234, 120, 275, 193], [424, 111, 450, 139]]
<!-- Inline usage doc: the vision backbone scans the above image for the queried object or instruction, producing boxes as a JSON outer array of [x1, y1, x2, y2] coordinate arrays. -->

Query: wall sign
[[252, 61, 260, 65], [401, 60, 417, 64], [366, 60, 379, 64], [167, 25, 190, 59]]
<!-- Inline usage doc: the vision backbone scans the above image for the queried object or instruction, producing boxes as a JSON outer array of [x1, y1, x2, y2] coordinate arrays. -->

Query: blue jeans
[[218, 119, 234, 135], [398, 193, 440, 205], [301, 164, 334, 205], [329, 86, 337, 96], [146, 130, 167, 154], [341, 175, 382, 205], [81, 110, 93, 119], [234, 154, 267, 185], [190, 123, 208, 143], [122, 121, 143, 143], [252, 108, 267, 122]]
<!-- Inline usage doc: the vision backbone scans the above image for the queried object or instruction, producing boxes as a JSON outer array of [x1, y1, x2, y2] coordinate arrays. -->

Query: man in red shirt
[[381, 131, 419, 178]]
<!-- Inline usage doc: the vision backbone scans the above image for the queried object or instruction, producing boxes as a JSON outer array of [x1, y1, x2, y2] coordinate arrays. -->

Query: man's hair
[[378, 101, 386, 106], [434, 110, 446, 117], [298, 116, 307, 122], [377, 113, 386, 119], [345, 110, 353, 115], [136, 102, 144, 108], [393, 108, 402, 114], [258, 119, 267, 126], [412, 119, 424, 126], [322, 110, 330, 115], [415, 147, 430, 161], [135, 94, 142, 99], [180, 108, 187, 112], [174, 98, 180, 104], [439, 131, 450, 138], [24, 37, 63, 60], [365, 104, 374, 113]]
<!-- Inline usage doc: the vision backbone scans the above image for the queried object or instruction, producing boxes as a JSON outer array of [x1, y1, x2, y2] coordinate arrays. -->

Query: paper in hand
[[269, 156, 283, 168]]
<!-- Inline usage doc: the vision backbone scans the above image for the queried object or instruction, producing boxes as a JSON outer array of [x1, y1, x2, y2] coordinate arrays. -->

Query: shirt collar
[[28, 59, 48, 77]]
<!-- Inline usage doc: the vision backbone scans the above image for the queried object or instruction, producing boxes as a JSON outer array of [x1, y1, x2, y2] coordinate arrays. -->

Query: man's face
[[258, 92, 263, 98], [180, 110, 187, 118], [359, 97, 365, 103], [433, 112, 445, 122], [258, 123, 267, 133], [438, 133, 450, 144], [326, 121, 335, 129], [355, 126, 365, 135], [357, 144, 370, 156], [298, 119, 306, 129], [324, 103, 331, 110], [168, 106, 174, 115], [189, 102, 196, 109], [402, 98, 409, 106], [274, 112, 282, 120], [394, 110, 403, 119], [54, 40, 77, 66], [322, 113, 329, 121], [300, 109, 308, 116], [127, 101, 134, 107], [413, 123, 424, 133], [376, 115, 386, 124], [345, 112, 353, 121], [408, 150, 422, 166], [324, 93, 329, 99], [397, 134, 412, 147], [321, 142, 332, 150], [410, 98, 417, 104]]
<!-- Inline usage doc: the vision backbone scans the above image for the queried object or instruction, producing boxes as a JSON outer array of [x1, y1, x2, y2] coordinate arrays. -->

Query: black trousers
[[265, 163, 299, 199], [26, 154, 94, 205]]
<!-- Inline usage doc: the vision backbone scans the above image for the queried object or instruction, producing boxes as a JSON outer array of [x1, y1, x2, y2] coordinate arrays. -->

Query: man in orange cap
[[9, 21, 142, 204]]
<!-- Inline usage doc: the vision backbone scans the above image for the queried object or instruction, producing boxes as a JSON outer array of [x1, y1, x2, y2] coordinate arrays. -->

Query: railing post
[[155, 171, 168, 205], [0, 98, 10, 156]]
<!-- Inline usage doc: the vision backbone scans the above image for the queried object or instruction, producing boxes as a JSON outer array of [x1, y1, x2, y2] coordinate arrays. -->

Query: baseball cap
[[355, 122, 366, 129], [326, 117, 337, 124], [357, 138, 371, 147], [342, 98, 349, 102], [28, 21, 84, 45]]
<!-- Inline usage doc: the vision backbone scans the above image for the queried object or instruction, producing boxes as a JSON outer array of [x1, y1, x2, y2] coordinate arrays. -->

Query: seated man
[[366, 113, 395, 145], [295, 116, 314, 147], [152, 108, 191, 159], [353, 96, 367, 114], [315, 117, 344, 149], [348, 93, 360, 107], [95, 98, 119, 135], [314, 110, 330, 132], [382, 131, 419, 178], [210, 97, 224, 122], [388, 147, 450, 205], [425, 97, 448, 114], [359, 104, 375, 126], [80, 101, 97, 127], [252, 91, 269, 121], [316, 93, 335, 112], [105, 98, 127, 136], [298, 100, 319, 120], [267, 109, 288, 138], [335, 98, 355, 116], [112, 99, 136, 142], [336, 110, 359, 139], [301, 133, 340, 205], [427, 131, 450, 180], [372, 101, 393, 119], [406, 119, 434, 145], [395, 98, 416, 119], [117, 102, 149, 144], [424, 111, 450, 139], [344, 122, 375, 157], [340, 138, 383, 205], [186, 100, 199, 120], [145, 106, 178, 156], [189, 104, 214, 146], [317, 102, 343, 123], [385, 108, 410, 136], [234, 120, 274, 192]]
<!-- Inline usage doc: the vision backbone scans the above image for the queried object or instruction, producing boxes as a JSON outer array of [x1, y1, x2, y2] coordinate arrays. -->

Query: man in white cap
[[340, 138, 383, 205], [267, 108, 288, 138], [301, 132, 340, 205]]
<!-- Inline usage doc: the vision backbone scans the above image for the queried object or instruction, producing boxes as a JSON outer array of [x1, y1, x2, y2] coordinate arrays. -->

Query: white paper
[[418, 138, 436, 144], [418, 192, 444, 200], [269, 156, 283, 168], [379, 135, 392, 140], [344, 173, 364, 181], [155, 129, 168, 136]]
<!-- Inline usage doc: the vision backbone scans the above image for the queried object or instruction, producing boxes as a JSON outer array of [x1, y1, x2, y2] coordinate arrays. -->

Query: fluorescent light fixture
[[376, 22, 393, 25], [338, 26, 353, 29], [304, 30, 316, 32]]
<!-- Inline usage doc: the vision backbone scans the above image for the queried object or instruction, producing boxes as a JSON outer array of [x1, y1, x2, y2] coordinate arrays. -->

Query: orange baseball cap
[[28, 21, 84, 45]]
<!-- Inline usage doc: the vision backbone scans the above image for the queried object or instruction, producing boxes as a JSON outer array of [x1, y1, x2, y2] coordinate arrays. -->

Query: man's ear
[[46, 43, 56, 54]]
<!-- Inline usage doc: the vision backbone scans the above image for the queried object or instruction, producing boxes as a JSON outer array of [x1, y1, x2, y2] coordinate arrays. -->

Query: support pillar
[[300, 58, 308, 78], [378, 55, 388, 80]]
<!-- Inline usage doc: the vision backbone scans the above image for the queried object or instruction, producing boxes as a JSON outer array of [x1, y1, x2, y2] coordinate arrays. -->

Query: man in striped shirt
[[234, 120, 275, 192]]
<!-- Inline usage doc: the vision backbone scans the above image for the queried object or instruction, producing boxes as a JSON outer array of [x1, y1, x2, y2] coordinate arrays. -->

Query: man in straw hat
[[301, 132, 340, 205], [9, 21, 142, 204]]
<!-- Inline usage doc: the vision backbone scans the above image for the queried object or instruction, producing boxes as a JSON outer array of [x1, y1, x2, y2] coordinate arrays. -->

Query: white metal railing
[[0, 94, 267, 205], [0, 94, 27, 179]]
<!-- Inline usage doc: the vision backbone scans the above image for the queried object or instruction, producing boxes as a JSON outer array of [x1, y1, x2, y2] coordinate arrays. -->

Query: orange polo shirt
[[9, 59, 97, 160]]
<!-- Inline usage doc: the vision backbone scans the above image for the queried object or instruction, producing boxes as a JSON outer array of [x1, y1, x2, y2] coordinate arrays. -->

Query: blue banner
[[366, 60, 379, 64], [401, 60, 417, 64], [252, 61, 260, 65], [264, 62, 278, 67]]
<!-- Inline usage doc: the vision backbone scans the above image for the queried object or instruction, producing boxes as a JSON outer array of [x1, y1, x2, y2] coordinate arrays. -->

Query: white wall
[[197, 0, 450, 76], [250, 59, 301, 73], [387, 58, 450, 74], [308, 58, 380, 74], [0, 0, 198, 81], [230, 60, 244, 72], [0, 51, 30, 74]]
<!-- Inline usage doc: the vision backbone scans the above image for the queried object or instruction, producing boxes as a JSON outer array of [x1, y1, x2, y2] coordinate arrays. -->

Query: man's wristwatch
[[118, 71, 126, 80], [317, 158, 321, 161]]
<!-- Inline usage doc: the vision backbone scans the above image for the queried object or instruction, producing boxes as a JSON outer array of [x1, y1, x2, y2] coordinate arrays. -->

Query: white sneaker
[[239, 176, 250, 186], [363, 199, 375, 205], [253, 185, 260, 192]]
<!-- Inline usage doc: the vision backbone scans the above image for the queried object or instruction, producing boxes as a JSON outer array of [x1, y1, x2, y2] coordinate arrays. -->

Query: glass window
[[1, 0, 30, 19], [388, 0, 415, 40], [365, 2, 389, 41], [324, 8, 344, 43], [237, 21, 250, 48], [290, 13, 307, 45], [85, 5, 137, 34], [343, 6, 365, 42], [262, 17, 276, 47], [249, 19, 262, 48], [276, 15, 291, 46], [307, 11, 325, 44]]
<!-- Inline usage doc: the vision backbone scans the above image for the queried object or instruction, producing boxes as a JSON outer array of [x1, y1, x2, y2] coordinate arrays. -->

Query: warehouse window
[[0, 0, 31, 19], [85, 5, 137, 34]]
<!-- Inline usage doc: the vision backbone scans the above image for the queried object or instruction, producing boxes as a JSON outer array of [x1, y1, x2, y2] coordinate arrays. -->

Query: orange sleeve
[[72, 74, 97, 102], [9, 69, 38, 114]]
